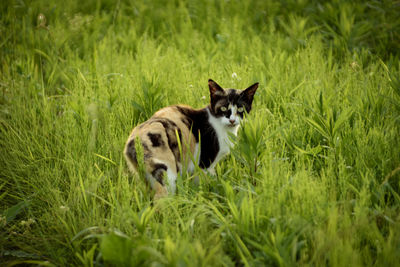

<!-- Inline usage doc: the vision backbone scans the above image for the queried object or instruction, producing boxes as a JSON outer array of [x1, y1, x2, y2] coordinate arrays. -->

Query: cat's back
[[131, 104, 195, 136], [125, 105, 199, 170]]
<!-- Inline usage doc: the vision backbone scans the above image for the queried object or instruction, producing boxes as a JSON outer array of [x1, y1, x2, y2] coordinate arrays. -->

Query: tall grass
[[1, 0, 400, 266]]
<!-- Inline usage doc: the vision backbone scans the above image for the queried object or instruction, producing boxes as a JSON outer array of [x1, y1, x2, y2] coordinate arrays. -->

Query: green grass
[[1, 0, 400, 266]]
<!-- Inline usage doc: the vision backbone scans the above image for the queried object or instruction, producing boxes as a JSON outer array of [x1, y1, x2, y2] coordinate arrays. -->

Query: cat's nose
[[229, 119, 235, 125]]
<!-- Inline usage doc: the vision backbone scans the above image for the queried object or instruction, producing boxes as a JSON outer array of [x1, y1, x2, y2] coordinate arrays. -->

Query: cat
[[124, 79, 259, 199]]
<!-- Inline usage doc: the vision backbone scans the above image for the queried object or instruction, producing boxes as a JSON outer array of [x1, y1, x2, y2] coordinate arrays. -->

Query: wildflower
[[350, 61, 359, 71], [20, 218, 36, 227], [60, 205, 70, 211], [231, 72, 241, 81], [37, 13, 48, 29]]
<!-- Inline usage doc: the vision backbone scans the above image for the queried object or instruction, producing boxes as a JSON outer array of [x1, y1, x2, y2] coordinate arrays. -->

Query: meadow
[[1, 0, 400, 266]]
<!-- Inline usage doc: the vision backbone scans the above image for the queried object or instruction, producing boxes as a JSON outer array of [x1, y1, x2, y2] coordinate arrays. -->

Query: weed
[[1, 0, 399, 266]]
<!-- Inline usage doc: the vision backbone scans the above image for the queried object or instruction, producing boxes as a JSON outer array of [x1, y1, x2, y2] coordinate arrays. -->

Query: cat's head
[[208, 79, 259, 128]]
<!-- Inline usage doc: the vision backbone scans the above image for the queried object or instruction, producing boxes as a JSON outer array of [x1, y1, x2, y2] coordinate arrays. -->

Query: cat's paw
[[206, 168, 216, 177]]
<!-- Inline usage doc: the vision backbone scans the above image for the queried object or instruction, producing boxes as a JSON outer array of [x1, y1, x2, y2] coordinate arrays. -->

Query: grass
[[1, 0, 400, 266]]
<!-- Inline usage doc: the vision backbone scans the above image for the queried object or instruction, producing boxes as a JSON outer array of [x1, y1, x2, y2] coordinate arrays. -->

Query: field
[[1, 0, 400, 266]]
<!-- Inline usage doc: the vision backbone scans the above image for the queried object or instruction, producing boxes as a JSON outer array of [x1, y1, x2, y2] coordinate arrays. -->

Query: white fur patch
[[229, 106, 239, 125], [166, 168, 177, 194]]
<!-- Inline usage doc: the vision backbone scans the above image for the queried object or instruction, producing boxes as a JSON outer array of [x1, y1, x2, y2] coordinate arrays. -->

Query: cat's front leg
[[206, 167, 216, 176]]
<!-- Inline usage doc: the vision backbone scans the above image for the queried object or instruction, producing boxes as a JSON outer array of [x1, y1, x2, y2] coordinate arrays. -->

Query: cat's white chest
[[207, 109, 239, 172], [216, 130, 233, 158]]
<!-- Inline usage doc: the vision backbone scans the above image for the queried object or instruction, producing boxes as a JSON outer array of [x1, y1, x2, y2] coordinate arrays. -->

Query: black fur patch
[[151, 163, 167, 185], [176, 106, 219, 168], [149, 118, 181, 171], [147, 133, 164, 147], [126, 139, 137, 163], [181, 117, 192, 129], [127, 138, 153, 161]]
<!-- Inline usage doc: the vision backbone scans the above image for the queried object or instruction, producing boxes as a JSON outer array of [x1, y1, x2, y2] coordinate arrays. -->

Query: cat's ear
[[241, 82, 259, 104], [208, 79, 224, 97]]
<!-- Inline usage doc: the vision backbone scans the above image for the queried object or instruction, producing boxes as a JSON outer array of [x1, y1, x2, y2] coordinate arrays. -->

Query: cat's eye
[[237, 107, 244, 112], [220, 106, 227, 112]]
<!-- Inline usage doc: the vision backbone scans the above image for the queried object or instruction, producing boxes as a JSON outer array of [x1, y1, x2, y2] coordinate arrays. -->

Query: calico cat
[[124, 79, 259, 199]]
